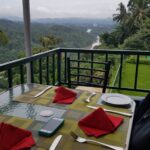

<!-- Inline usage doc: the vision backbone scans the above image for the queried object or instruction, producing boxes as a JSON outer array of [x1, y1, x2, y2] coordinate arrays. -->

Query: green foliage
[[122, 18, 150, 50], [40, 35, 62, 48], [113, 2, 128, 24], [100, 32, 118, 48], [0, 29, 8, 46], [0, 20, 98, 63], [128, 0, 150, 28], [100, 0, 150, 50], [126, 56, 150, 65]]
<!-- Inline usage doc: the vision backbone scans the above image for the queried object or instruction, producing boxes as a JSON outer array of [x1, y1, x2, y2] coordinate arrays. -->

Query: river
[[90, 36, 101, 49]]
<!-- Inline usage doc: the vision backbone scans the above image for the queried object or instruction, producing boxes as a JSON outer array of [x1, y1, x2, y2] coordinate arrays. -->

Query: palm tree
[[0, 30, 8, 46], [128, 0, 150, 27], [113, 2, 128, 24]]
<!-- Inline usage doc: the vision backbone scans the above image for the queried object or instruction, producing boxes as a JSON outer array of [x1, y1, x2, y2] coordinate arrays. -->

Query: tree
[[122, 18, 150, 50], [100, 0, 150, 49], [100, 32, 118, 47], [40, 36, 50, 48], [0, 30, 8, 46], [113, 2, 128, 24], [128, 0, 150, 28], [40, 35, 62, 49]]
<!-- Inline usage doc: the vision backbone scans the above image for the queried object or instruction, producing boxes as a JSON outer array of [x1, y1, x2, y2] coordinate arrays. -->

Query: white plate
[[101, 93, 132, 106]]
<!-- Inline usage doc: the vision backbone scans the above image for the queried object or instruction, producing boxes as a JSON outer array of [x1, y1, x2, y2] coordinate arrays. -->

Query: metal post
[[57, 51, 61, 85], [22, 0, 32, 83]]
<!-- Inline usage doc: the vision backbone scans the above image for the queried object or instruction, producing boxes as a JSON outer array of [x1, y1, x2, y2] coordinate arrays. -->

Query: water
[[91, 36, 101, 49], [86, 28, 92, 33]]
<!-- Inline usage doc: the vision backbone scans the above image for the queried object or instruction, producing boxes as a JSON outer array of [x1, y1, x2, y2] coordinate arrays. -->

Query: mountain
[[0, 16, 22, 22], [0, 16, 115, 26], [32, 17, 115, 26], [0, 19, 115, 63]]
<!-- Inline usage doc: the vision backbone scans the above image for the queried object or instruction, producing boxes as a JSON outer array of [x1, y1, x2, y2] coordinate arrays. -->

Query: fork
[[70, 132, 124, 150], [84, 92, 96, 103]]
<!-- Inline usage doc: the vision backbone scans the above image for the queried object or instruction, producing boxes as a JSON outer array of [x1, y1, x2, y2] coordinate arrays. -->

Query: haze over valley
[[0, 17, 115, 63]]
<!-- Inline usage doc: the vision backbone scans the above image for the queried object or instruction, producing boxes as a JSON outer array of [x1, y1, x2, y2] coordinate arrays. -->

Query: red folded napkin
[[78, 108, 123, 137], [0, 122, 35, 150], [53, 86, 77, 104]]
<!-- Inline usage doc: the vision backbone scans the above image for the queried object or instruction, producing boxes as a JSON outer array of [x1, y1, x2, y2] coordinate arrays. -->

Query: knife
[[34, 86, 52, 98], [87, 105, 133, 117], [49, 135, 63, 150]]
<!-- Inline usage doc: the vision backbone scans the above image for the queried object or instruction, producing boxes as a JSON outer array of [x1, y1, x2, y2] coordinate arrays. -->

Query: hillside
[[0, 19, 115, 63]]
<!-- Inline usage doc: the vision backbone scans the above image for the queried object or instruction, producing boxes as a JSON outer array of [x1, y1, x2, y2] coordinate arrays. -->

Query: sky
[[0, 0, 129, 19]]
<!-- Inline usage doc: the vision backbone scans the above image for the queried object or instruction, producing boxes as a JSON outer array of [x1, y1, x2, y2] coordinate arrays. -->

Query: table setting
[[0, 83, 135, 150]]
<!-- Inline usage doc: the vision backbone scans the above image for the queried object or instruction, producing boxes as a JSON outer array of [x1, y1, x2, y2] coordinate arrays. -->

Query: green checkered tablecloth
[[0, 84, 134, 150]]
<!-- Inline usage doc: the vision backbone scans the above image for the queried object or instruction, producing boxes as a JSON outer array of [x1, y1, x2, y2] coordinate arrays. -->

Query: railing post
[[20, 65, 24, 84], [64, 52, 67, 83], [52, 54, 55, 85], [39, 58, 42, 84], [30, 61, 34, 83], [57, 51, 61, 85], [77, 52, 80, 83], [67, 57, 71, 88], [46, 56, 50, 85], [103, 61, 111, 93], [119, 54, 123, 88], [8, 68, 13, 88], [134, 54, 139, 90]]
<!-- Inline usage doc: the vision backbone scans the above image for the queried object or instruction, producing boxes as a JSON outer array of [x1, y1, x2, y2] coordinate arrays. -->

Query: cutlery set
[[34, 86, 52, 98], [36, 89, 129, 150], [87, 105, 133, 117], [70, 131, 124, 150], [84, 92, 96, 103], [49, 135, 62, 150], [50, 133, 124, 150], [84, 92, 132, 117]]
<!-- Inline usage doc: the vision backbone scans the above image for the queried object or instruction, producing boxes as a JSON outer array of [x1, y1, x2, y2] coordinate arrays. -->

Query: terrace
[[0, 47, 150, 150], [0, 0, 150, 96], [0, 0, 150, 150], [1, 0, 150, 96]]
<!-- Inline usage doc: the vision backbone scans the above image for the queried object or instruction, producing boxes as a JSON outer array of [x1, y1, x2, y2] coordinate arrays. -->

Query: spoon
[[84, 92, 96, 103]]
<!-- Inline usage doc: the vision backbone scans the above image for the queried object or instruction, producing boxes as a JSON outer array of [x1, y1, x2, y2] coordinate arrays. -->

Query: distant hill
[[32, 17, 115, 26], [0, 19, 115, 63], [0, 16, 115, 26], [0, 16, 22, 22]]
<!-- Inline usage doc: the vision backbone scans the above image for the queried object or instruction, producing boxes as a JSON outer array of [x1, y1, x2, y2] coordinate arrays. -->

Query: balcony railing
[[0, 48, 150, 94]]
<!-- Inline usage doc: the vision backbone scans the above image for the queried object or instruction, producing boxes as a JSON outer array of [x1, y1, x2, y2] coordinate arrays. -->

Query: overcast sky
[[0, 0, 129, 19]]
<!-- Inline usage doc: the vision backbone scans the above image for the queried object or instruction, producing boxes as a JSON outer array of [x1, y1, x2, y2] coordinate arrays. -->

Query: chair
[[67, 57, 111, 93]]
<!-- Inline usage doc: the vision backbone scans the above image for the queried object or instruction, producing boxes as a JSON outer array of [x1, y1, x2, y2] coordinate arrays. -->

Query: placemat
[[14, 86, 81, 108], [68, 91, 133, 114], [0, 107, 129, 150], [8, 85, 133, 149], [14, 86, 57, 105]]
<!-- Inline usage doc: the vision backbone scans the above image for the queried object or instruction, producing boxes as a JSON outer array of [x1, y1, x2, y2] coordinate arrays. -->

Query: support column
[[22, 0, 32, 83]]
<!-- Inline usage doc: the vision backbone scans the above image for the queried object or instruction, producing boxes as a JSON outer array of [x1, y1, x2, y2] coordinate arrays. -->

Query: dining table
[[0, 83, 135, 150]]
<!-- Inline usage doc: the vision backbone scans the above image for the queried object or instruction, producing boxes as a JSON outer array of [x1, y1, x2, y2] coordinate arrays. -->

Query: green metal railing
[[0, 48, 150, 93]]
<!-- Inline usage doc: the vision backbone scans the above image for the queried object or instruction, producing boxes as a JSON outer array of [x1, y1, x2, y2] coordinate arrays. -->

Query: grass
[[112, 63, 150, 96]]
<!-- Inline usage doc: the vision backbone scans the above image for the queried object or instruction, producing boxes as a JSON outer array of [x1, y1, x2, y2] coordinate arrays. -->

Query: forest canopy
[[100, 0, 150, 50]]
